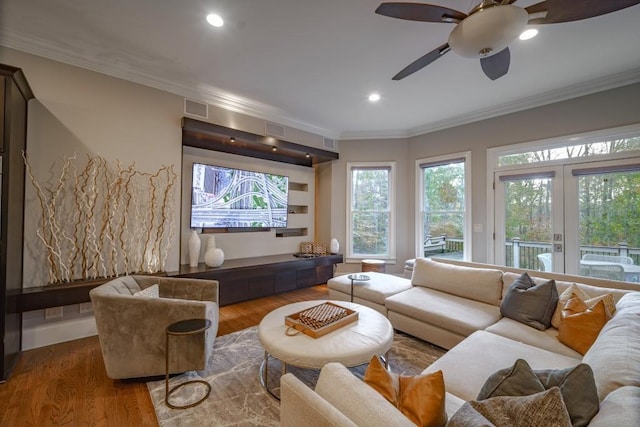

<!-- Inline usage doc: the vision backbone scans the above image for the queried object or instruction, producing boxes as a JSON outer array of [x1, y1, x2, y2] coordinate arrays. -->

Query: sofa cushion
[[502, 273, 629, 303], [411, 258, 504, 306], [133, 283, 159, 298], [315, 363, 415, 427], [582, 292, 640, 400], [484, 318, 581, 359], [587, 386, 640, 427], [551, 283, 616, 329], [364, 356, 447, 427], [449, 387, 571, 427], [385, 287, 502, 337], [477, 359, 599, 427], [558, 296, 608, 355], [98, 275, 142, 295], [422, 331, 580, 402], [327, 272, 413, 305], [500, 273, 558, 330]]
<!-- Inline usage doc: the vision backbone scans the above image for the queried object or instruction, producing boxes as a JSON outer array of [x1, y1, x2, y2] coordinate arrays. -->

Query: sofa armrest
[[135, 276, 219, 303], [315, 363, 415, 427], [280, 373, 357, 427]]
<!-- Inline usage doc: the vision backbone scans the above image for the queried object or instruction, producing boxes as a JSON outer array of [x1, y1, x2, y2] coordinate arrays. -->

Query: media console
[[175, 253, 343, 306]]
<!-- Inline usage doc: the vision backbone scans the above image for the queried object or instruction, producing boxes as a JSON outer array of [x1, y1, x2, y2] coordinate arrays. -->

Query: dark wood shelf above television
[[182, 117, 338, 167]]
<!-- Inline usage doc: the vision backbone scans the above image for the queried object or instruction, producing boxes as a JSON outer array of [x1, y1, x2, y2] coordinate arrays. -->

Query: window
[[489, 124, 640, 282], [497, 128, 640, 167], [416, 153, 471, 260], [346, 162, 395, 261]]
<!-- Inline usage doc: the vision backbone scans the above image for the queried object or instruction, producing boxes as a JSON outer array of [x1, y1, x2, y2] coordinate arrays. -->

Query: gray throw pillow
[[450, 387, 571, 427], [500, 272, 558, 330], [478, 359, 599, 427]]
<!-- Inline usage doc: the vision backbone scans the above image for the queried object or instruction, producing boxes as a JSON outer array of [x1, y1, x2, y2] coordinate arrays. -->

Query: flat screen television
[[190, 163, 289, 229]]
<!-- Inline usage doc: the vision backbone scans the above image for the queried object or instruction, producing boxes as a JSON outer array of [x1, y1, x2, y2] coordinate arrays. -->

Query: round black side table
[[165, 318, 212, 409], [347, 273, 370, 302]]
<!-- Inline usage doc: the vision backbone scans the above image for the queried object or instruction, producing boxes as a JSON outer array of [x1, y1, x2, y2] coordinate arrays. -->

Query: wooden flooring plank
[[0, 284, 328, 426]]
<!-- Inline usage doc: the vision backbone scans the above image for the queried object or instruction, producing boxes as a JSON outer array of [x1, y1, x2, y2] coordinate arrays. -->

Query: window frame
[[415, 151, 472, 261], [346, 161, 396, 263], [486, 123, 640, 265]]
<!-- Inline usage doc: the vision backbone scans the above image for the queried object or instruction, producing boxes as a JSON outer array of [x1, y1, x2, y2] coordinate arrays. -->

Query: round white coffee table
[[258, 300, 394, 399]]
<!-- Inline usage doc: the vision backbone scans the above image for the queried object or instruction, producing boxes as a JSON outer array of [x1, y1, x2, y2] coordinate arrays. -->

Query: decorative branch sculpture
[[23, 152, 177, 284]]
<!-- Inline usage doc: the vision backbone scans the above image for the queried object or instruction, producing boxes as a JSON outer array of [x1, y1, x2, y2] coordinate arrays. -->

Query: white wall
[[6, 45, 640, 349], [407, 82, 640, 263], [329, 83, 640, 271], [1, 48, 328, 349], [325, 138, 410, 275]]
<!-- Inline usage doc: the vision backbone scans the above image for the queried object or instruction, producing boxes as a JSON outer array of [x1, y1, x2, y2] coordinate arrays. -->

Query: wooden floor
[[0, 285, 329, 427]]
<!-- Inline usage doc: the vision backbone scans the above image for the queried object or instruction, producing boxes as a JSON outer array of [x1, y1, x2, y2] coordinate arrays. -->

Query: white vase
[[330, 238, 340, 254], [205, 235, 225, 267], [188, 230, 201, 267], [205, 248, 225, 267]]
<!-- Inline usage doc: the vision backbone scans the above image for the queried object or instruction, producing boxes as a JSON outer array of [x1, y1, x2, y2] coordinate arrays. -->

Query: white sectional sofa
[[280, 258, 640, 426]]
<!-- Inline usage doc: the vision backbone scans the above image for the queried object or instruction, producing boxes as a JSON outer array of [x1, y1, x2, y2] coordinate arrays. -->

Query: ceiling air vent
[[323, 137, 336, 150], [265, 121, 285, 138], [184, 99, 208, 118]]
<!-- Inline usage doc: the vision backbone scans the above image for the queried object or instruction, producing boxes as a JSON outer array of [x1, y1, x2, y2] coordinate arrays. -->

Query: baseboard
[[22, 315, 97, 350]]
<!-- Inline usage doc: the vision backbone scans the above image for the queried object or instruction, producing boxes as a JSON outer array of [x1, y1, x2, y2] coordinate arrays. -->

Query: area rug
[[147, 326, 446, 426]]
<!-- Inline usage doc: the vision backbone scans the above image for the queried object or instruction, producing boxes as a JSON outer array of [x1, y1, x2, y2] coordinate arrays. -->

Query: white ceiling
[[2, 0, 640, 140]]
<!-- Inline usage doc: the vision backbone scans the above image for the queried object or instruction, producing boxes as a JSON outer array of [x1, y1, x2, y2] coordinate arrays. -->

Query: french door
[[495, 166, 564, 272], [495, 158, 640, 279]]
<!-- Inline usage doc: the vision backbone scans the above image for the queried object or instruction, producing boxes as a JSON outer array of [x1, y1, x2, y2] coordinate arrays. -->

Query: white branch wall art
[[23, 152, 177, 284]]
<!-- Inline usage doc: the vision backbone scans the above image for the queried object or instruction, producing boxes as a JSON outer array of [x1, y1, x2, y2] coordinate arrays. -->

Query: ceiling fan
[[376, 0, 640, 80]]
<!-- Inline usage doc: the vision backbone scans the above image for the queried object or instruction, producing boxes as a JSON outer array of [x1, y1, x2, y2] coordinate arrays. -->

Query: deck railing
[[428, 236, 640, 271], [506, 238, 640, 270]]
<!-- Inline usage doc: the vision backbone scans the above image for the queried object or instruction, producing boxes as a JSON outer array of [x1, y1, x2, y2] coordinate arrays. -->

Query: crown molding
[[3, 31, 639, 143], [338, 68, 640, 141], [404, 68, 640, 138], [0, 32, 339, 140]]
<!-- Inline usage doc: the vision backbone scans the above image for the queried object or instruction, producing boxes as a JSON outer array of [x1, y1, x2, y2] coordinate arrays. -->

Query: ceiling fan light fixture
[[368, 93, 381, 102], [448, 5, 528, 58]]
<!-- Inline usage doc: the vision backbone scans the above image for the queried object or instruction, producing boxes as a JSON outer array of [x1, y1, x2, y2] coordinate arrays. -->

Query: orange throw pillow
[[558, 294, 608, 355], [364, 355, 447, 427]]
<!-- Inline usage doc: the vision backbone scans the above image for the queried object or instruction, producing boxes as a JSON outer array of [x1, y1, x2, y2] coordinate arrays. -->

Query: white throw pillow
[[134, 284, 159, 298]]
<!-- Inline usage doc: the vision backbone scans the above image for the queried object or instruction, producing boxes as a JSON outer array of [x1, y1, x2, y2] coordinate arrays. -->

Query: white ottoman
[[328, 272, 413, 315], [258, 300, 394, 399]]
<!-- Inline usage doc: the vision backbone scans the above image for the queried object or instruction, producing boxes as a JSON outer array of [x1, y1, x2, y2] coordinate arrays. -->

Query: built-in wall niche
[[181, 146, 316, 263], [275, 228, 308, 238], [289, 182, 308, 191], [288, 205, 308, 214]]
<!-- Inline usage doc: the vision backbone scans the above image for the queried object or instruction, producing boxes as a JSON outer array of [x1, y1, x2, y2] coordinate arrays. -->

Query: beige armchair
[[90, 275, 219, 379]]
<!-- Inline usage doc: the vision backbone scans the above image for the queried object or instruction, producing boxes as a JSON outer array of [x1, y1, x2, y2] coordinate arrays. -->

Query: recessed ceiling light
[[519, 29, 538, 41], [206, 13, 224, 27], [368, 93, 381, 103]]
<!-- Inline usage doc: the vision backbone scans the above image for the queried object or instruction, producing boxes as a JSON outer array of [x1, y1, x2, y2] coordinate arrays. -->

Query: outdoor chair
[[537, 253, 553, 272], [579, 263, 625, 281], [581, 254, 634, 265]]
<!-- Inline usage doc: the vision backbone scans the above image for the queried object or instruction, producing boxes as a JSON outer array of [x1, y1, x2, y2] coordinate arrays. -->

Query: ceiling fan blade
[[375, 3, 467, 23], [480, 48, 510, 80], [392, 43, 451, 80], [526, 0, 640, 24]]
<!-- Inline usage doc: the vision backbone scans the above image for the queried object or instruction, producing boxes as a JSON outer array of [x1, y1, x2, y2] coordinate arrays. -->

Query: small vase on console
[[330, 238, 340, 254], [205, 235, 225, 267], [188, 230, 201, 268]]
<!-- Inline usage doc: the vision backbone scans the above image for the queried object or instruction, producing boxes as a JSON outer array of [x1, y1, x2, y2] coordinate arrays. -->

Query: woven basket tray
[[284, 302, 358, 338]]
